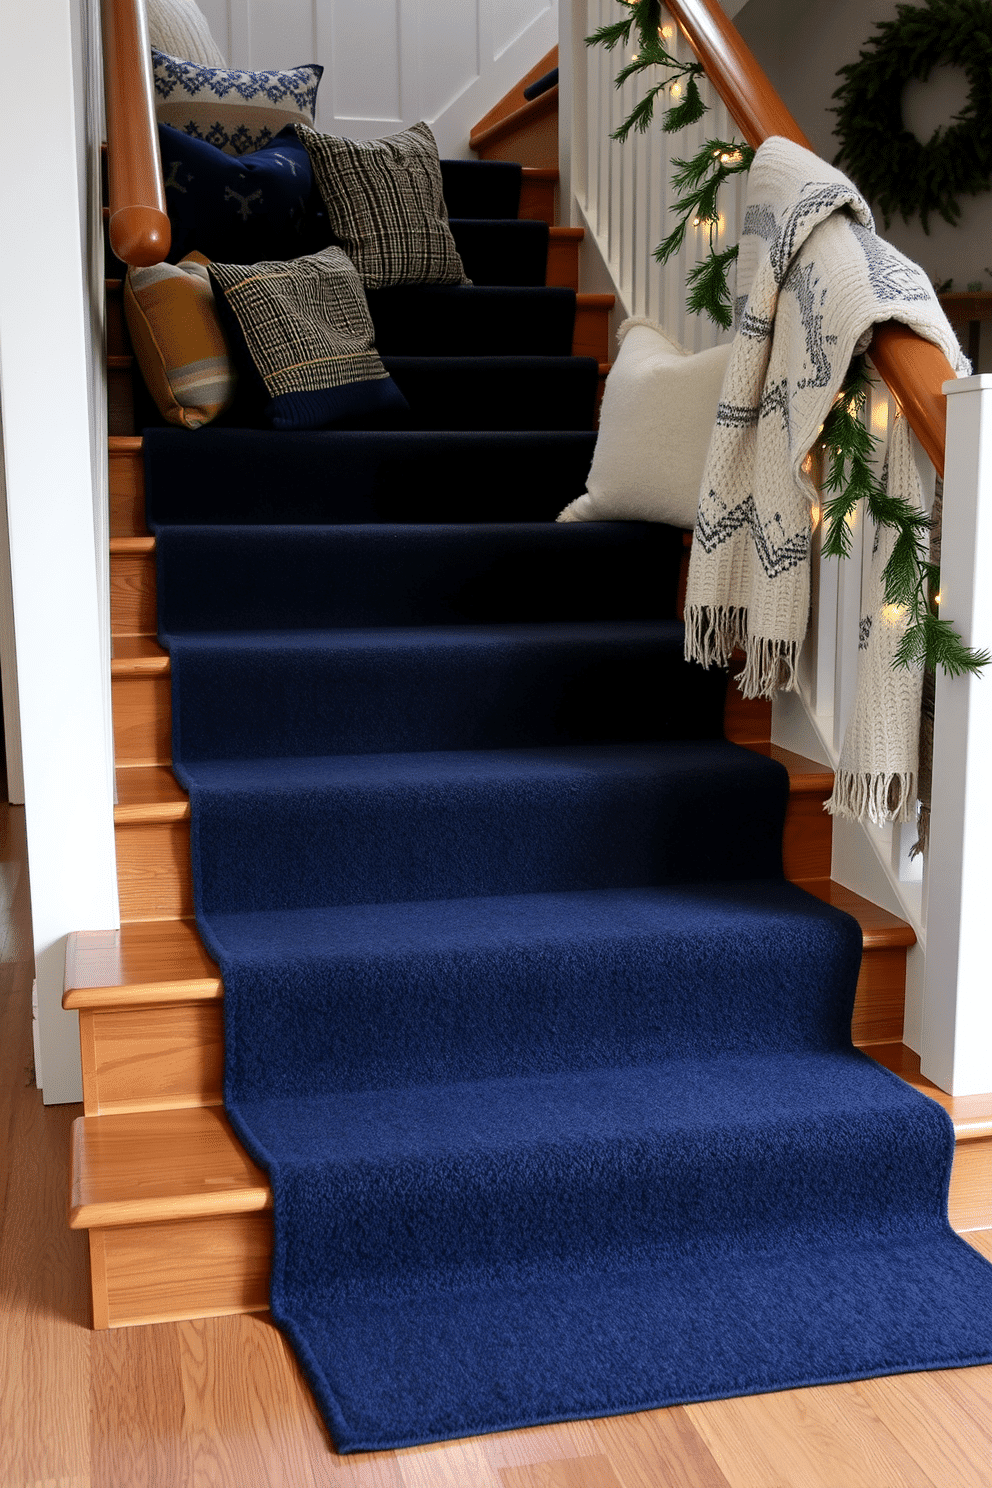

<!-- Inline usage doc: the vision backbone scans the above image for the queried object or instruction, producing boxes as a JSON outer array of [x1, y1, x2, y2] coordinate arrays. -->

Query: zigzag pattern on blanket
[[685, 138, 965, 825], [145, 150, 992, 1454]]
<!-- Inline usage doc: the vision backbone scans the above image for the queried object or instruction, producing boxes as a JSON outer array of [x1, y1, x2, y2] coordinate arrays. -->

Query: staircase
[[68, 72, 992, 1338]]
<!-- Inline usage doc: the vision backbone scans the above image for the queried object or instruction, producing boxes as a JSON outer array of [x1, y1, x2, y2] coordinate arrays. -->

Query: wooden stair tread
[[470, 84, 559, 155], [521, 167, 559, 183], [68, 1042, 988, 1236], [112, 636, 169, 675], [64, 921, 221, 1010], [802, 878, 916, 950], [109, 434, 143, 452], [63, 873, 905, 1020], [115, 764, 188, 823], [549, 226, 583, 243], [70, 1106, 270, 1229], [471, 46, 557, 139], [754, 742, 834, 795], [863, 1042, 992, 1139]]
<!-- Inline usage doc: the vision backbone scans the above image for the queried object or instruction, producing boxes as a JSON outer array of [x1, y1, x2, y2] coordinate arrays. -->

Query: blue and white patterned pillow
[[152, 50, 323, 156]]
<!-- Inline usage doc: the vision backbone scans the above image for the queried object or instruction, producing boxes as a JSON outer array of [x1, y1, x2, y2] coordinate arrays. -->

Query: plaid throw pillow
[[208, 247, 408, 429], [296, 121, 470, 289]]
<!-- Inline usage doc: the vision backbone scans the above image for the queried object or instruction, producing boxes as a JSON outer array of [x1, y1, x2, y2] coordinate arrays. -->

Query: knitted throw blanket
[[684, 137, 965, 824]]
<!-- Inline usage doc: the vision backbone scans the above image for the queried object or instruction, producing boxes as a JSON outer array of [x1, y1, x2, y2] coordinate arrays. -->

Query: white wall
[[0, 0, 120, 1103], [734, 0, 992, 299], [194, 0, 558, 156]]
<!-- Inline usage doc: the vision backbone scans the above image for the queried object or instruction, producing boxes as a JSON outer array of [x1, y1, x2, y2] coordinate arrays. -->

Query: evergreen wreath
[[832, 0, 992, 231]]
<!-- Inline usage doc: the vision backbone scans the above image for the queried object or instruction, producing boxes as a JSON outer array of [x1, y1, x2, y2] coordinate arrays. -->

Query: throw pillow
[[152, 50, 322, 155], [123, 251, 236, 429], [159, 123, 323, 263], [296, 121, 470, 289], [147, 0, 225, 66], [557, 320, 732, 529], [208, 247, 409, 430]]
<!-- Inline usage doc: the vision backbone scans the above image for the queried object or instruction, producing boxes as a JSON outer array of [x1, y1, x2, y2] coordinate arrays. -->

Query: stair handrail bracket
[[661, 0, 951, 477], [103, 0, 170, 267]]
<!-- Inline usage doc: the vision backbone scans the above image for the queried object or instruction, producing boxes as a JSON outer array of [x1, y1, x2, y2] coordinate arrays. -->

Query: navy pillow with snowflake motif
[[158, 123, 331, 265]]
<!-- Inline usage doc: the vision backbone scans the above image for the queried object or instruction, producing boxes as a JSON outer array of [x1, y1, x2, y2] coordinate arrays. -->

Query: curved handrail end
[[109, 206, 171, 268]]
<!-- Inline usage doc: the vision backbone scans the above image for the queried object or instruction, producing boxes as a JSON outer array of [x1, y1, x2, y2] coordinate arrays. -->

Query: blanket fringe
[[683, 604, 748, 671], [738, 637, 800, 700], [825, 770, 918, 826]]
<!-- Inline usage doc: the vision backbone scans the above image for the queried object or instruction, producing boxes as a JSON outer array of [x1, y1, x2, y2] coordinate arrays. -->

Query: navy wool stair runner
[[145, 160, 992, 1452]]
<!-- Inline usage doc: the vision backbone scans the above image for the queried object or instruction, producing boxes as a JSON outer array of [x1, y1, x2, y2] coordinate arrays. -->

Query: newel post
[[921, 374, 992, 1095]]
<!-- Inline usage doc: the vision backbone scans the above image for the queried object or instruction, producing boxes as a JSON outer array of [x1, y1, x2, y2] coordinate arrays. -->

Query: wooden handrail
[[664, 0, 951, 475], [103, 0, 170, 267]]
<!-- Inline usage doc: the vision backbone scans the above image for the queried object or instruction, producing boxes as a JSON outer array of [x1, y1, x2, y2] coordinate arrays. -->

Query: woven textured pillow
[[152, 50, 322, 156], [208, 247, 408, 430], [147, 0, 225, 65], [297, 122, 470, 289], [159, 123, 321, 263], [124, 251, 236, 429], [557, 320, 732, 529]]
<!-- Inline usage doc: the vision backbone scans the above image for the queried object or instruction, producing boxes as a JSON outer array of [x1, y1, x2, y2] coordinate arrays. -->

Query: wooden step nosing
[[784, 774, 834, 796], [575, 293, 615, 310], [64, 976, 223, 1010], [110, 536, 156, 555], [548, 226, 584, 242], [94, 1093, 225, 1119], [70, 1185, 272, 1231], [111, 656, 170, 677], [521, 167, 559, 182], [114, 800, 190, 824]]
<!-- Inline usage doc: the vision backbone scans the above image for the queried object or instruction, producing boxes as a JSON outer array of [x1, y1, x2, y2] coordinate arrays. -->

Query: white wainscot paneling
[[246, 0, 316, 71], [328, 0, 403, 129], [187, 1, 558, 154], [415, 0, 480, 123], [492, 0, 550, 59]]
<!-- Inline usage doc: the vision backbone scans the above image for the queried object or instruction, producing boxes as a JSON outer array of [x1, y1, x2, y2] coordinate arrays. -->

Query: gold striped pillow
[[124, 251, 237, 429]]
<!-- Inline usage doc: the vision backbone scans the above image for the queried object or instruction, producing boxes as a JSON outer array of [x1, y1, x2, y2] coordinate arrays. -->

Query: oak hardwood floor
[[2, 801, 991, 1487]]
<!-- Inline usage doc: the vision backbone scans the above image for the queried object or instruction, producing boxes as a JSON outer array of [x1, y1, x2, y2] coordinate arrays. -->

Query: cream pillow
[[147, 0, 225, 65], [558, 319, 732, 530]]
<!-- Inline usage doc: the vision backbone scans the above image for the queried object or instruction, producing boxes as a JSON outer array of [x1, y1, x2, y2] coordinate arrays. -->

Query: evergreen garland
[[585, 0, 753, 326], [587, 2, 987, 678], [820, 358, 989, 675], [832, 0, 992, 231]]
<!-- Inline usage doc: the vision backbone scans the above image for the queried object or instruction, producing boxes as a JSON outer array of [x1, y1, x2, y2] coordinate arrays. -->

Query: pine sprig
[[652, 141, 753, 328], [585, 3, 750, 326], [685, 244, 740, 328], [820, 357, 990, 676]]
